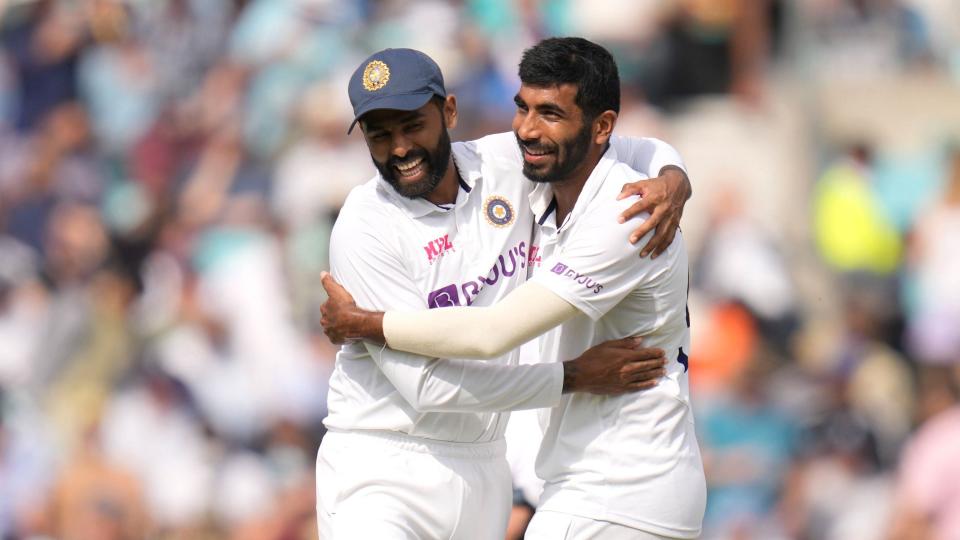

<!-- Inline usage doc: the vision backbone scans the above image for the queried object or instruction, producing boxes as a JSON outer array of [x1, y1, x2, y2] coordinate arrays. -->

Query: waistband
[[324, 428, 506, 459]]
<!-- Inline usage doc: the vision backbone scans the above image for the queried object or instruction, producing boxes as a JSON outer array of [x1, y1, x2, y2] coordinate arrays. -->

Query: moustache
[[517, 138, 556, 155], [387, 150, 429, 169]]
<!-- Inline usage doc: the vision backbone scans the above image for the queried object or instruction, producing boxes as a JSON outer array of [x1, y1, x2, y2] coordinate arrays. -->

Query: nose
[[390, 132, 413, 159], [513, 110, 539, 142]]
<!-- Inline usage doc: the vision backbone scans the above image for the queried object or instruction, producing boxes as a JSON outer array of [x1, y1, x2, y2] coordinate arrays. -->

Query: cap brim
[[347, 92, 436, 134]]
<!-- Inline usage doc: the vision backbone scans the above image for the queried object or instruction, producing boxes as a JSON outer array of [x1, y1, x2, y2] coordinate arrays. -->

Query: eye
[[404, 122, 424, 133]]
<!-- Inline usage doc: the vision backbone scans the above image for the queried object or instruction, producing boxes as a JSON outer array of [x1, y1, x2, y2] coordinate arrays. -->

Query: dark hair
[[518, 37, 620, 119]]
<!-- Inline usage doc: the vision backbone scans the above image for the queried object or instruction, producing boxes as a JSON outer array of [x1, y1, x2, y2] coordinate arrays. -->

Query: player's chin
[[394, 177, 435, 199], [522, 162, 556, 184]]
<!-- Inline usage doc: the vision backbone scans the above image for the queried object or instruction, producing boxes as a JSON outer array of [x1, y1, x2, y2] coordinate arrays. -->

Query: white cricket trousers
[[525, 510, 678, 540], [316, 429, 512, 539]]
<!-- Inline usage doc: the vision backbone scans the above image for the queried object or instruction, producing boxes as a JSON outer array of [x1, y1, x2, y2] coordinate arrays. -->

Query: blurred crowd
[[0, 0, 959, 539]]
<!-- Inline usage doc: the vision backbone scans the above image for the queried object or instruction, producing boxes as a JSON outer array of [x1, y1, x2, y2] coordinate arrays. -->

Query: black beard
[[516, 123, 592, 184], [374, 128, 452, 199]]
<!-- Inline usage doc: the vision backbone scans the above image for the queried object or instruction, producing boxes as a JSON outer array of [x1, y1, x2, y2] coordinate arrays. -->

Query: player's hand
[[562, 337, 667, 395], [617, 166, 691, 258], [320, 272, 385, 344]]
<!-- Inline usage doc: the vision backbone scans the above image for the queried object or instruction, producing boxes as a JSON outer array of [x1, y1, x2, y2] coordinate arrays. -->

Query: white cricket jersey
[[324, 133, 686, 444], [528, 145, 706, 538]]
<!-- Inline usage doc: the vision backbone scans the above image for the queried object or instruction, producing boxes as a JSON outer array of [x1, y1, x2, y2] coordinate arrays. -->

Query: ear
[[593, 110, 617, 145], [443, 95, 458, 130]]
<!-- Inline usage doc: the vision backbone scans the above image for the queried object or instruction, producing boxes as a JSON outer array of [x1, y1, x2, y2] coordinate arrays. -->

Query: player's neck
[[423, 156, 460, 206], [551, 146, 605, 225]]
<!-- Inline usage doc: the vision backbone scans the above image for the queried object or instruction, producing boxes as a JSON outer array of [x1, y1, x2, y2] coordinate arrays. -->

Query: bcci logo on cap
[[362, 60, 390, 91], [484, 196, 514, 228]]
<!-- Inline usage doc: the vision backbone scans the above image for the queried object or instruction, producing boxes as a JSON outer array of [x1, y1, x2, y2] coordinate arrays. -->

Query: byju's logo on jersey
[[426, 241, 527, 308], [427, 284, 460, 308], [484, 195, 514, 228], [550, 262, 603, 294], [423, 233, 454, 264]]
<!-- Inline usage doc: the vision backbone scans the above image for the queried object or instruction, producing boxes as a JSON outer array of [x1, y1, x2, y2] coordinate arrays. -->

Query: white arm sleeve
[[383, 281, 580, 360], [331, 207, 563, 412]]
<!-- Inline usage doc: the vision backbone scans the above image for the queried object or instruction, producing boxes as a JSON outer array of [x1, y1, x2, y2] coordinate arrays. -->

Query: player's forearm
[[413, 361, 563, 412], [659, 165, 692, 200], [355, 311, 386, 343], [383, 282, 578, 360], [368, 343, 564, 412]]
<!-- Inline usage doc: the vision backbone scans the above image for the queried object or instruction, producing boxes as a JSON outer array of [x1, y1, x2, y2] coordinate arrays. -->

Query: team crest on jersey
[[484, 196, 514, 228], [362, 60, 390, 91]]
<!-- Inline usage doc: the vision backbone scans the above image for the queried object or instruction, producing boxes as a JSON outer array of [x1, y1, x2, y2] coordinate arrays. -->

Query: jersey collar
[[528, 143, 619, 230], [375, 141, 481, 218]]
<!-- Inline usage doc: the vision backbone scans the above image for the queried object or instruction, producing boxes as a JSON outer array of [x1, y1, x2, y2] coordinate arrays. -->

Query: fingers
[[623, 363, 667, 383], [602, 336, 646, 350], [641, 213, 679, 258], [321, 323, 344, 344], [321, 271, 354, 302], [627, 214, 657, 245], [604, 377, 662, 396], [320, 271, 337, 296], [617, 181, 646, 201], [622, 357, 667, 373], [618, 196, 655, 225], [632, 202, 666, 251], [628, 347, 666, 363], [626, 379, 661, 392]]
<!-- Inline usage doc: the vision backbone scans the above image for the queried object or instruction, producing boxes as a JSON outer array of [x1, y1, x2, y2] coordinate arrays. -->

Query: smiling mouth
[[520, 140, 554, 156], [394, 157, 426, 178], [522, 145, 555, 165]]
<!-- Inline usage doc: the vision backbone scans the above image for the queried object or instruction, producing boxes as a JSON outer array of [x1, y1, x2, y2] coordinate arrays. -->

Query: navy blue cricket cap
[[347, 48, 447, 134]]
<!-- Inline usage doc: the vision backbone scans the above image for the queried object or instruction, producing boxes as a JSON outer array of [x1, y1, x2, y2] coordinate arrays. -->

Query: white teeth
[[396, 157, 424, 172]]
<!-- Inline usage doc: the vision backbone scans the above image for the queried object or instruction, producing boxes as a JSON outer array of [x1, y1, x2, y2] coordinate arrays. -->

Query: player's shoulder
[[590, 160, 650, 214], [334, 176, 400, 235], [608, 159, 650, 186], [454, 132, 530, 197], [339, 175, 390, 214], [457, 132, 521, 166], [609, 134, 678, 161]]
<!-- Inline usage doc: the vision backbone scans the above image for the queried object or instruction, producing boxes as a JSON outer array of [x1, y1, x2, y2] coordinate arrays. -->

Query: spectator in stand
[[906, 144, 960, 365]]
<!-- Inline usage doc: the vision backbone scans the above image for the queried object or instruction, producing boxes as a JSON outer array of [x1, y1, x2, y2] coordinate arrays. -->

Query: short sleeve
[[610, 136, 687, 178], [329, 208, 424, 312], [530, 195, 677, 321]]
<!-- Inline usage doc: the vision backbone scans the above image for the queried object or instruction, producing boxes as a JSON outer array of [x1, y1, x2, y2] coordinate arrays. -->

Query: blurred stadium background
[[1, 0, 959, 539]]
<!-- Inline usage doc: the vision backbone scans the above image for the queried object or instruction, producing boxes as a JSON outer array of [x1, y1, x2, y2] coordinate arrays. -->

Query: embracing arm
[[326, 211, 662, 412], [320, 273, 576, 360], [321, 182, 674, 361], [329, 213, 567, 412], [611, 136, 692, 256], [385, 281, 577, 359], [365, 334, 664, 411], [369, 343, 564, 412]]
